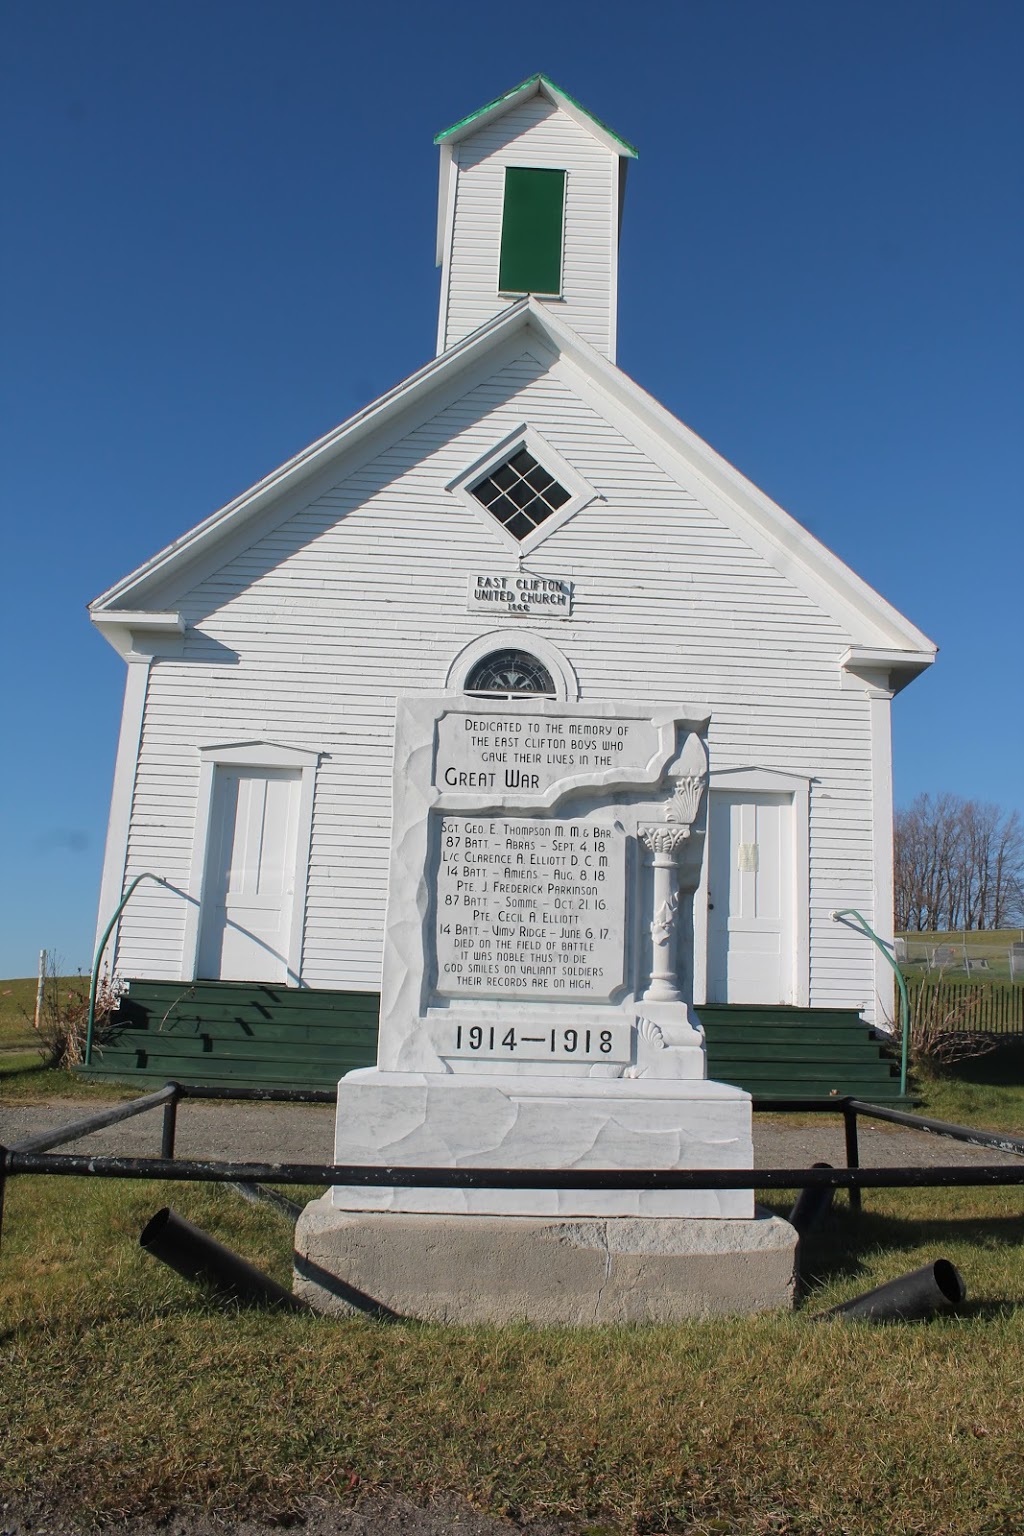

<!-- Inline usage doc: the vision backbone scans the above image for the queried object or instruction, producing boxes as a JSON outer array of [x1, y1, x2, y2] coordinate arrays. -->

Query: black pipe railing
[[2, 1086, 1021, 1256], [9, 1082, 182, 1158], [5, 1151, 1022, 1191], [843, 1097, 1024, 1158]]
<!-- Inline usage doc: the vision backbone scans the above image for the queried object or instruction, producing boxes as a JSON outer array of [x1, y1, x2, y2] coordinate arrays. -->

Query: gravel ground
[[1, 1095, 1020, 1168]]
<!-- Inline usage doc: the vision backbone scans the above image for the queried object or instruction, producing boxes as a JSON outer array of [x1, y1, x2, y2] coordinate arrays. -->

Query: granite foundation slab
[[331, 1069, 754, 1219], [294, 1203, 798, 1322]]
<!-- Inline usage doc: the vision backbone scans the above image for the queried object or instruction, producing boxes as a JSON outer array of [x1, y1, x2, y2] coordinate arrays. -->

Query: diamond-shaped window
[[470, 448, 572, 543]]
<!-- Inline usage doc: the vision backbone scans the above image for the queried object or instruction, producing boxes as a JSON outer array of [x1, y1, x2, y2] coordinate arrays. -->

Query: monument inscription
[[434, 815, 625, 1002], [435, 711, 659, 796], [369, 696, 724, 1082]]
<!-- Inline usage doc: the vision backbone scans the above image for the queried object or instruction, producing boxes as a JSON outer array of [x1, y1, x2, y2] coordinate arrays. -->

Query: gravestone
[[295, 697, 796, 1320]]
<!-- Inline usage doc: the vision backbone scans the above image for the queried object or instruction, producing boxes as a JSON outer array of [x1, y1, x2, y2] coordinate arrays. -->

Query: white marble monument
[[295, 698, 796, 1318]]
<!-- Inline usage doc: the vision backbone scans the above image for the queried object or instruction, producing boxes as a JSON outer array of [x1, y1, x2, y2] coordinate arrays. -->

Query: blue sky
[[1, 1, 1021, 977]]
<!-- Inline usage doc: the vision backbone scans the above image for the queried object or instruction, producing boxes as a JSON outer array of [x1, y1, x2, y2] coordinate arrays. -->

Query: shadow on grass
[[0, 1054, 49, 1081], [924, 1035, 1024, 1089], [758, 1190, 1024, 1313], [0, 1057, 142, 1098]]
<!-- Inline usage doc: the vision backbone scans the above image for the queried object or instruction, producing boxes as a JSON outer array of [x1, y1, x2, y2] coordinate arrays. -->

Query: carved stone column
[[639, 775, 706, 1005], [640, 825, 690, 1001]]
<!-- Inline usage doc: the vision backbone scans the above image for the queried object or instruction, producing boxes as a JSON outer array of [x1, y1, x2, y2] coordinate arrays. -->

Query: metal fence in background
[[904, 979, 1024, 1036]]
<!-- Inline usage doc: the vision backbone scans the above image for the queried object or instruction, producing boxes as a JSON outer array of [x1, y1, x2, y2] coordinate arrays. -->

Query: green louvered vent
[[499, 167, 565, 295]]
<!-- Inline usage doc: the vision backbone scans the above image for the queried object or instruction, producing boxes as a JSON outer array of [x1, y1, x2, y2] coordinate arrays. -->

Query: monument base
[[329, 1069, 754, 1219], [293, 1204, 798, 1322]]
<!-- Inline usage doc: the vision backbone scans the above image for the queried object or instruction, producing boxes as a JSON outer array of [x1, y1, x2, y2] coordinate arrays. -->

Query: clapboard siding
[[113, 344, 881, 1016], [442, 97, 618, 356]]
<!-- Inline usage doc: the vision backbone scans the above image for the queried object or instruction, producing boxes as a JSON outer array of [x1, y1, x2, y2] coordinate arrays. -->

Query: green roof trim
[[434, 73, 638, 158]]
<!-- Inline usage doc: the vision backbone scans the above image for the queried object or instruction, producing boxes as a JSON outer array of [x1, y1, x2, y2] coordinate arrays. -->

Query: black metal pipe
[[846, 1100, 1024, 1158], [788, 1164, 835, 1236], [5, 1150, 1024, 1191], [843, 1105, 862, 1213], [815, 1259, 967, 1322], [754, 1098, 855, 1114], [177, 1084, 336, 1104], [160, 1096, 178, 1160], [139, 1206, 307, 1310], [9, 1083, 181, 1155]]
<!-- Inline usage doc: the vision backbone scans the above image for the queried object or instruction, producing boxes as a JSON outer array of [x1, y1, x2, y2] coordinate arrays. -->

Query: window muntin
[[498, 166, 565, 296], [447, 424, 596, 557], [464, 649, 556, 698], [470, 447, 571, 542]]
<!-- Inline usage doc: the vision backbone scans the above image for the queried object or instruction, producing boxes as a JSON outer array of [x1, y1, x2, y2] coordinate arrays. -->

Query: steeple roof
[[434, 74, 638, 159]]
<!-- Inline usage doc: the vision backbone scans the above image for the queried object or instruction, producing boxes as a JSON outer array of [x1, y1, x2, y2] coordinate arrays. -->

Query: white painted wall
[[439, 96, 620, 359], [109, 338, 883, 1018]]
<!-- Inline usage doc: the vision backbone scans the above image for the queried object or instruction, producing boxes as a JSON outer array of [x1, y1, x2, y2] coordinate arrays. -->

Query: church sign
[[466, 572, 573, 617]]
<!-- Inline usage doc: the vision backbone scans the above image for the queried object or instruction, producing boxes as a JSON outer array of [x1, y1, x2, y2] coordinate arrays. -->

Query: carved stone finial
[[666, 774, 706, 827]]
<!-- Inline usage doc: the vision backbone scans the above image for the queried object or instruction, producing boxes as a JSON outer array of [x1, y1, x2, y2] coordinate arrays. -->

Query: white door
[[706, 791, 793, 1005], [197, 768, 301, 982]]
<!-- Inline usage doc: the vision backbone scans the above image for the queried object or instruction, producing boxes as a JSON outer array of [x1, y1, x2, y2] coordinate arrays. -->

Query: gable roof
[[90, 298, 935, 687], [434, 75, 638, 159]]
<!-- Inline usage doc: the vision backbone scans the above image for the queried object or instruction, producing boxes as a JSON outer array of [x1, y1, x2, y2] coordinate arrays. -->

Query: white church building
[[86, 76, 935, 1096]]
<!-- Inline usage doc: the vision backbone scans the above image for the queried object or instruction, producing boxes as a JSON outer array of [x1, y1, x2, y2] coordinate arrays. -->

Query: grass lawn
[[0, 972, 93, 1083], [0, 975, 50, 1052], [2, 1051, 1023, 1534], [897, 928, 1024, 983], [2, 984, 1022, 1533], [1, 1176, 1021, 1535], [0, 973, 141, 1101], [914, 1038, 1024, 1132]]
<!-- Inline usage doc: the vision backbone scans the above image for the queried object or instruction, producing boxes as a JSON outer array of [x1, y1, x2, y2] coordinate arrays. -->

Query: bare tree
[[894, 794, 1024, 931]]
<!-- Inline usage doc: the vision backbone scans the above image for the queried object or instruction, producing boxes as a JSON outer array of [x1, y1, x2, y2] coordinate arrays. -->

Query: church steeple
[[434, 75, 637, 362]]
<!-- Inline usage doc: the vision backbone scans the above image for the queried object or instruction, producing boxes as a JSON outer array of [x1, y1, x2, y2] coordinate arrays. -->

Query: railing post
[[161, 1084, 181, 1160], [843, 1102, 862, 1212]]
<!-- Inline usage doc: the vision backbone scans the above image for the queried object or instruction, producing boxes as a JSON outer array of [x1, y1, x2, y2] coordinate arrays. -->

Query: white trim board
[[93, 659, 151, 970]]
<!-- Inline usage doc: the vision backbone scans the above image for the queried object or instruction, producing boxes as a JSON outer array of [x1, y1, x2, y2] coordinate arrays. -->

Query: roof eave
[[524, 302, 939, 660], [89, 300, 536, 615], [434, 74, 638, 159], [841, 646, 937, 695]]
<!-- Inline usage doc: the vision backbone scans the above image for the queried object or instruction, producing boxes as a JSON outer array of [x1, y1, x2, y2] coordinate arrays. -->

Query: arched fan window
[[464, 649, 556, 698]]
